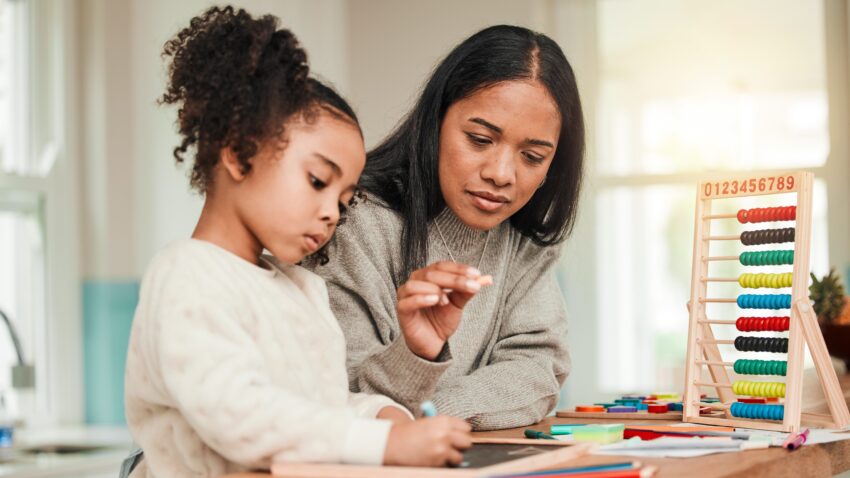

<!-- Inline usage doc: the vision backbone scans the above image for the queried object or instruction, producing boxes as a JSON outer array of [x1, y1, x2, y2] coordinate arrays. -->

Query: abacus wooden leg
[[795, 300, 850, 429], [698, 311, 736, 414]]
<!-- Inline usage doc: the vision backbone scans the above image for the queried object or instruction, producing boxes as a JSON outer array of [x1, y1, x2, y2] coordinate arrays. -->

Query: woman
[[304, 24, 584, 431]]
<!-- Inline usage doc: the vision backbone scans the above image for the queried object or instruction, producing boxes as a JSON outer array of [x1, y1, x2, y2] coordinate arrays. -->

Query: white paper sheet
[[579, 425, 850, 458]]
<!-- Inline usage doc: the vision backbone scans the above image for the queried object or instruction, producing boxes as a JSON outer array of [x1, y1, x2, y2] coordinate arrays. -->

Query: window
[[0, 0, 79, 425], [595, 0, 829, 176], [556, 0, 845, 405]]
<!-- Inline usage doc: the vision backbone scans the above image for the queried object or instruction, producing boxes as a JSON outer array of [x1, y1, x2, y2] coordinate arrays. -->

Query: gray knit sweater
[[303, 196, 570, 431]]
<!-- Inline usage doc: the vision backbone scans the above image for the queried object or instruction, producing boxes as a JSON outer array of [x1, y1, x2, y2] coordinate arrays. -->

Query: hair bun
[[160, 6, 311, 192]]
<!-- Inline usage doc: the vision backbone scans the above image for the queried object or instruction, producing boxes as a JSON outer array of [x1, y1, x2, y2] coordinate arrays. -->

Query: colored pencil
[[489, 461, 638, 477]]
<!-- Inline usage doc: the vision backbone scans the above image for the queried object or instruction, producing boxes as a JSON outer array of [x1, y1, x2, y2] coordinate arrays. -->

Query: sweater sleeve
[[348, 392, 415, 421], [152, 279, 391, 467], [430, 244, 571, 430], [304, 203, 453, 415]]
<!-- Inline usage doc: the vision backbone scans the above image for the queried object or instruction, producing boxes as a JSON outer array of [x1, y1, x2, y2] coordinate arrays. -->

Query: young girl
[[123, 7, 474, 477]]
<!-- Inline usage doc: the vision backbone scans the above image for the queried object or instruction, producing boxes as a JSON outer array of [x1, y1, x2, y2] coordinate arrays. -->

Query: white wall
[[348, 0, 550, 147], [81, 0, 554, 277]]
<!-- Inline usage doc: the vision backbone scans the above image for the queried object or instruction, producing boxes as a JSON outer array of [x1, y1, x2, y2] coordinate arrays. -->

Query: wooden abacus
[[684, 171, 850, 432]]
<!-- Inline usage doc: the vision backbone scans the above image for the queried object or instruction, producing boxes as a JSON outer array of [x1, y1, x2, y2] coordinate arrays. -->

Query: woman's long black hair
[[360, 25, 585, 280]]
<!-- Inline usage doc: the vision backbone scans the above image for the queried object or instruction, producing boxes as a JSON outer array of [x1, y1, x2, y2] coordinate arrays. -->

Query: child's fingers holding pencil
[[451, 430, 473, 450], [446, 448, 465, 467], [449, 417, 472, 433]]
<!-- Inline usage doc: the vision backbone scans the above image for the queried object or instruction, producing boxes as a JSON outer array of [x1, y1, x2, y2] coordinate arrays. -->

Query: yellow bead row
[[738, 273, 793, 289], [732, 380, 786, 398]]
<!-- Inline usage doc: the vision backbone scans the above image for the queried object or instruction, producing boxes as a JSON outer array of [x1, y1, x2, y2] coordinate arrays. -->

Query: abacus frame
[[684, 171, 850, 432]]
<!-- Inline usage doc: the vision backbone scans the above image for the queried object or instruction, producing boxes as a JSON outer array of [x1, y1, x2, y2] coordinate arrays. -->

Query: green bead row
[[739, 250, 794, 266], [733, 359, 788, 376]]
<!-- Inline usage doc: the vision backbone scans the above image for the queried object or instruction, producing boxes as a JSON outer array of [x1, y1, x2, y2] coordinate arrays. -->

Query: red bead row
[[735, 316, 791, 332], [737, 206, 796, 224]]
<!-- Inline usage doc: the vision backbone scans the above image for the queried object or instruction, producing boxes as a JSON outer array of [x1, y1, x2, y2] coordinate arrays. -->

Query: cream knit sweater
[[124, 239, 408, 477]]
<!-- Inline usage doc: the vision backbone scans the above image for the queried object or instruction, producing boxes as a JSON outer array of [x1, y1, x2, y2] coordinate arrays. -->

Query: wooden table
[[225, 374, 850, 478]]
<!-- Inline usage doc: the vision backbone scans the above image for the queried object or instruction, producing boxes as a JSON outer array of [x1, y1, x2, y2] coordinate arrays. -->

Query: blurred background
[[0, 0, 848, 451]]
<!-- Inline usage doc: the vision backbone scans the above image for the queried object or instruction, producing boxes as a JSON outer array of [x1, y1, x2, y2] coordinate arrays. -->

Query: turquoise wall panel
[[83, 281, 139, 425]]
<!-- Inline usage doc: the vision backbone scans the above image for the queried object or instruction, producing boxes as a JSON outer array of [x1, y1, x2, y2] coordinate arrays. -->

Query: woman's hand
[[396, 261, 493, 360], [383, 416, 472, 467]]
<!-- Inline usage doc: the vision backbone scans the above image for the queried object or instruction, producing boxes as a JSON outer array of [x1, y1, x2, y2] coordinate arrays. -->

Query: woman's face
[[438, 80, 561, 231]]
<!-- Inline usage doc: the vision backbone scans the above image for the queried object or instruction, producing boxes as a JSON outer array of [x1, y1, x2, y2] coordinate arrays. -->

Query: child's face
[[237, 111, 366, 264]]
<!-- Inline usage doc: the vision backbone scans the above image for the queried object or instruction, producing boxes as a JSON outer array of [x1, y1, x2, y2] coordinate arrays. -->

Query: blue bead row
[[729, 402, 784, 421], [736, 294, 791, 309]]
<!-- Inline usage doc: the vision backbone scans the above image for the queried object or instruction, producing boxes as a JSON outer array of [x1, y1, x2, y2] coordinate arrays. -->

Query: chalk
[[420, 401, 437, 417], [477, 275, 494, 286], [550, 424, 586, 435]]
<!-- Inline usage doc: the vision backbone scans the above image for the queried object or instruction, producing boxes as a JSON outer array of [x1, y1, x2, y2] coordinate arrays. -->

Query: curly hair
[[161, 6, 364, 266], [160, 5, 313, 192]]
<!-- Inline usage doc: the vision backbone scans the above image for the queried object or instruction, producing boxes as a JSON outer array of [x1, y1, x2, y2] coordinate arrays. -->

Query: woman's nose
[[481, 148, 516, 187]]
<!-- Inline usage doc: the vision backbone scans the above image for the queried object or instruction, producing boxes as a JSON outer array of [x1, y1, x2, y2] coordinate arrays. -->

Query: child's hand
[[383, 416, 472, 467], [396, 261, 492, 360], [377, 405, 413, 425]]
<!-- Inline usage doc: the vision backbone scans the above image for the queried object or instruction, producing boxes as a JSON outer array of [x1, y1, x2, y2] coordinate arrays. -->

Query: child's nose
[[320, 200, 340, 225]]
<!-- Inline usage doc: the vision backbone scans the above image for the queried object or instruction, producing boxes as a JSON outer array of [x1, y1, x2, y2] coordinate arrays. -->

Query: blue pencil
[[489, 461, 637, 477]]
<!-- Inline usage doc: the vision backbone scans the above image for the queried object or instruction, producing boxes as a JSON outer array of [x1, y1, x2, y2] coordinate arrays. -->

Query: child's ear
[[220, 147, 247, 182]]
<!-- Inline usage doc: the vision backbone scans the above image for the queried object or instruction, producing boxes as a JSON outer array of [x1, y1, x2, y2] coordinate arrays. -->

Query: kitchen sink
[[19, 443, 110, 454]]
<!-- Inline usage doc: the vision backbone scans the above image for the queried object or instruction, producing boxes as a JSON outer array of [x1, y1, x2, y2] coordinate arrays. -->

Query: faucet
[[0, 308, 34, 389]]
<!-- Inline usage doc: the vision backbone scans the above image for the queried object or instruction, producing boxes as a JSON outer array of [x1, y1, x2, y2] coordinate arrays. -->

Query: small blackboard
[[272, 438, 595, 477], [458, 443, 555, 468]]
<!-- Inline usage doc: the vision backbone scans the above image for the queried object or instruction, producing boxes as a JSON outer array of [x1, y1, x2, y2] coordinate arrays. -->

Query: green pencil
[[524, 429, 557, 440]]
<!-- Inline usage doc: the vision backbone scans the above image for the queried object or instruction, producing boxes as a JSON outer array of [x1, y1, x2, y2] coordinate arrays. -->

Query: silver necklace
[[435, 219, 491, 272]]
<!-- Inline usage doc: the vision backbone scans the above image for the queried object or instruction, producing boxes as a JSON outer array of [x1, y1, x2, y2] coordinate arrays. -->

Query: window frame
[[0, 0, 82, 425]]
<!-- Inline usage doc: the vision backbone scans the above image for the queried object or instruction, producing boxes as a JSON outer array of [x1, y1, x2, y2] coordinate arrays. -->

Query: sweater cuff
[[355, 338, 453, 415], [341, 418, 392, 465], [387, 336, 453, 368], [360, 395, 415, 421], [431, 393, 477, 422]]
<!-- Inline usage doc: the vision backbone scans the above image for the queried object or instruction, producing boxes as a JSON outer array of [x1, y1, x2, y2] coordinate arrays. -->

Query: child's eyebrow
[[314, 153, 342, 177]]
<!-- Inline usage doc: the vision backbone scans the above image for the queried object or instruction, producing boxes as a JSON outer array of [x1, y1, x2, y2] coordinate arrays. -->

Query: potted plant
[[810, 269, 850, 369]]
